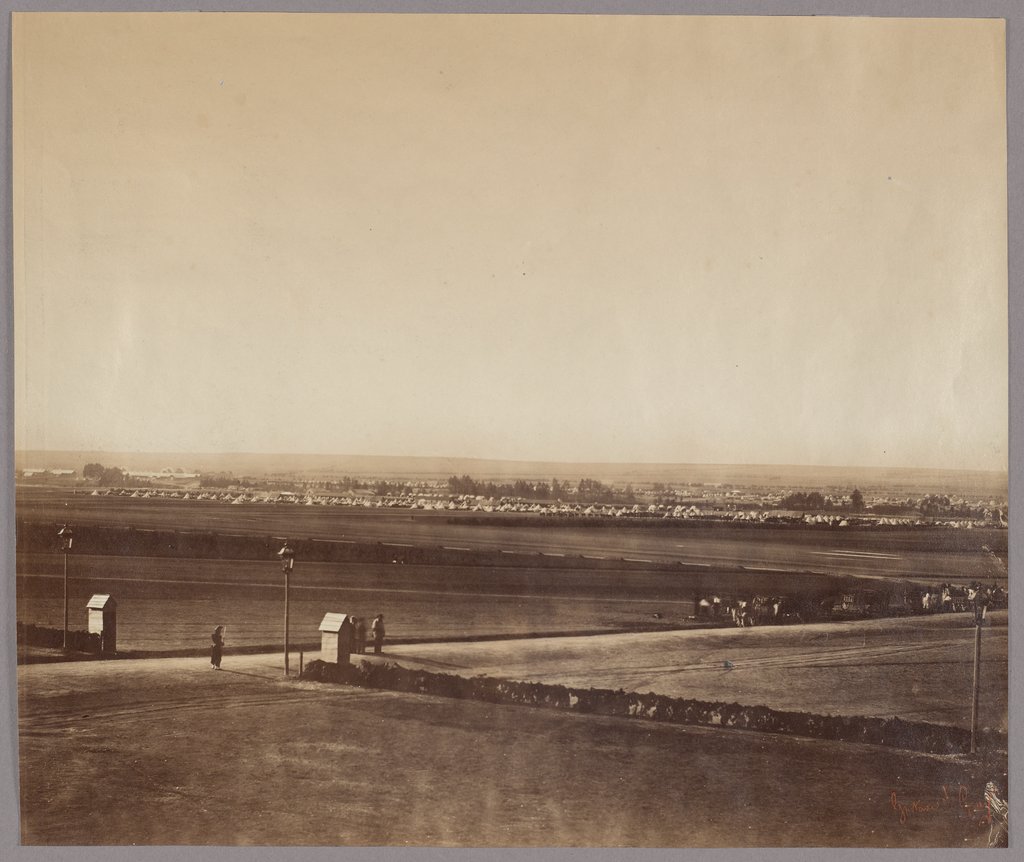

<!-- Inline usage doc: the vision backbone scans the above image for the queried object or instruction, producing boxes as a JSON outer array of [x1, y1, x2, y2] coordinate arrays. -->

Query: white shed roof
[[319, 612, 351, 633]]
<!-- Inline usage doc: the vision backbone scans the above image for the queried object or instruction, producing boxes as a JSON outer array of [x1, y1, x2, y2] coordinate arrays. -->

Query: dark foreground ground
[[18, 635, 1007, 847]]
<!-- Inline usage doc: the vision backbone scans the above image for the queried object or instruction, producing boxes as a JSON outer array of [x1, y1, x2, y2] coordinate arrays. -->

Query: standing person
[[210, 625, 225, 670], [967, 583, 979, 613], [354, 616, 367, 654], [371, 614, 385, 654]]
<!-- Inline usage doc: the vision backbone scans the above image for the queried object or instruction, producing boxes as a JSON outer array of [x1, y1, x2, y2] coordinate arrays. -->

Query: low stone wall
[[302, 659, 1006, 756]]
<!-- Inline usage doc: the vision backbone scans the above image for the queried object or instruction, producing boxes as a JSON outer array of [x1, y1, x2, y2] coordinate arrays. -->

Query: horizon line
[[12, 448, 1009, 476]]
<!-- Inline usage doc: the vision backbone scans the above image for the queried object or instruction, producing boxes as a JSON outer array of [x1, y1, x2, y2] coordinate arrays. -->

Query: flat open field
[[16, 488, 1008, 657], [16, 546, 928, 652], [17, 488, 1009, 582], [16, 552, 694, 650], [17, 638, 1006, 847]]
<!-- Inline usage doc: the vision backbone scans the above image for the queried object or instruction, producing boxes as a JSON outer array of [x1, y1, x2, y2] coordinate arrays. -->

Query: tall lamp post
[[970, 591, 990, 755], [58, 524, 73, 649], [278, 540, 295, 675]]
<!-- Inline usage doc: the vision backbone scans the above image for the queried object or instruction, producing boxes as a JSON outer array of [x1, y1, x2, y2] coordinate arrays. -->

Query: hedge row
[[17, 622, 101, 653], [302, 659, 1006, 756]]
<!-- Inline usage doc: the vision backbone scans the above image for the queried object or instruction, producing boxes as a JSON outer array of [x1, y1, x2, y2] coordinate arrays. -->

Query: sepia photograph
[[6, 5, 1013, 851]]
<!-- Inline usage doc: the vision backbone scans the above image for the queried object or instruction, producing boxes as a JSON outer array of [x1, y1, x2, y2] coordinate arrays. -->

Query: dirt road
[[18, 648, 1003, 847], [17, 616, 1008, 846]]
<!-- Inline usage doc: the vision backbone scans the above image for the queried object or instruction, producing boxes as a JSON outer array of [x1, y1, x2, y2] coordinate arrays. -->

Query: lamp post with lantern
[[58, 524, 73, 649], [278, 540, 295, 675], [970, 588, 991, 755]]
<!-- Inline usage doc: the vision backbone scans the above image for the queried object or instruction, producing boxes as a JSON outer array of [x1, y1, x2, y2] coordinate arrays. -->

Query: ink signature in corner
[[889, 785, 991, 826]]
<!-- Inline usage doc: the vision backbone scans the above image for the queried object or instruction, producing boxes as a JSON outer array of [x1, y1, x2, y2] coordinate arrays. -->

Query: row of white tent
[[90, 487, 996, 529]]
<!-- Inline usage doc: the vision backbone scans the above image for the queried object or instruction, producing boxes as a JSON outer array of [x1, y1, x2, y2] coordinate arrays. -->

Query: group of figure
[[730, 596, 785, 628], [919, 583, 966, 613], [697, 595, 786, 627], [348, 616, 368, 653], [348, 614, 386, 655], [207, 613, 386, 669], [918, 582, 1006, 615]]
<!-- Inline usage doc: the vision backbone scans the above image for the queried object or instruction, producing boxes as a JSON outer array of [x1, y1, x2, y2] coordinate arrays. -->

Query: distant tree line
[[447, 475, 636, 505], [200, 472, 253, 489], [779, 489, 865, 512], [775, 489, 1003, 520], [918, 494, 1001, 519], [83, 463, 135, 486], [371, 480, 414, 496], [324, 476, 367, 492]]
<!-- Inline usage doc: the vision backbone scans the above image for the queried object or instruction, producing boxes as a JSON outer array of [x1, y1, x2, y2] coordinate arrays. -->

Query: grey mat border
[[0, 1, 1019, 860]]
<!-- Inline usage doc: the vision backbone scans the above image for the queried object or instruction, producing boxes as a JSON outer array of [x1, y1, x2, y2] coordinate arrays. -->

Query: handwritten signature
[[890, 785, 991, 826]]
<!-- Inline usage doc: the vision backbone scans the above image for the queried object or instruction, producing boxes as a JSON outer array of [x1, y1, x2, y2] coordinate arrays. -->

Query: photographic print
[[11, 11, 1009, 848]]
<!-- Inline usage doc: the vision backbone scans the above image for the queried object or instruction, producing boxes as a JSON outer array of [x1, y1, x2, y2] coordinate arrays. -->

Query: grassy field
[[15, 486, 1008, 653], [17, 488, 1009, 582], [17, 547, 922, 652], [17, 647, 1007, 847], [16, 551, 703, 650]]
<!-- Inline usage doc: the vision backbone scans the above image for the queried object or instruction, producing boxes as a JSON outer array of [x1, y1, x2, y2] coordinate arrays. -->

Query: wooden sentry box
[[86, 594, 117, 654], [319, 613, 354, 665]]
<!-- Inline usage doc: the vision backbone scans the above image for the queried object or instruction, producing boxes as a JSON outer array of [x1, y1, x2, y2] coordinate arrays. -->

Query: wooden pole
[[970, 620, 982, 754], [62, 551, 69, 650], [284, 569, 290, 676]]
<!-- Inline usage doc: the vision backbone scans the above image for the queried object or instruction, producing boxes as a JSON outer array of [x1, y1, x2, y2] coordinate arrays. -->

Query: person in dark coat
[[211, 625, 225, 669], [354, 617, 368, 654], [371, 614, 385, 654]]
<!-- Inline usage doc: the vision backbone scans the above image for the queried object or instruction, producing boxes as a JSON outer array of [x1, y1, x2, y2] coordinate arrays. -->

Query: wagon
[[827, 590, 883, 621]]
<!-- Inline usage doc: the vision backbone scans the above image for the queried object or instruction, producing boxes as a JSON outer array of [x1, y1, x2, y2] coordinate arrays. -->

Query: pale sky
[[13, 13, 1007, 471]]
